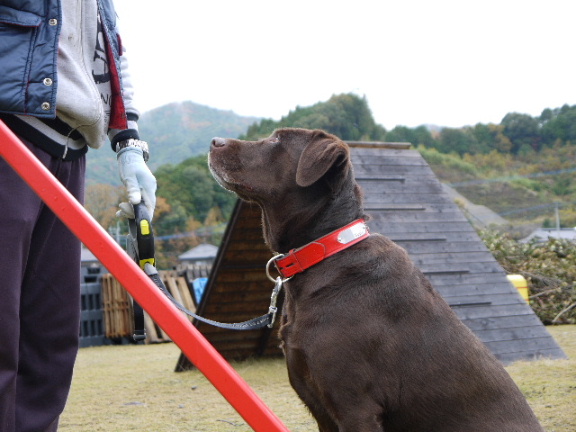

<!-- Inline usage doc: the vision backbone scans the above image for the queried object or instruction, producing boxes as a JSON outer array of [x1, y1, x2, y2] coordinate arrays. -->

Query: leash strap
[[132, 301, 146, 341], [145, 264, 283, 331]]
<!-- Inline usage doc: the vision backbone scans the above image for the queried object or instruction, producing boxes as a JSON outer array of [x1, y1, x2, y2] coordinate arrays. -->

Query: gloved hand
[[117, 146, 157, 220]]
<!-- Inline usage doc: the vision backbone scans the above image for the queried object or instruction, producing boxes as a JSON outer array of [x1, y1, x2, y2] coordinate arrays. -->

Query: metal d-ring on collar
[[266, 254, 293, 283]]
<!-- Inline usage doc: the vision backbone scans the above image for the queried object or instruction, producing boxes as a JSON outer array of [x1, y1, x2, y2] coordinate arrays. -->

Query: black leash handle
[[144, 264, 283, 331], [128, 202, 154, 341]]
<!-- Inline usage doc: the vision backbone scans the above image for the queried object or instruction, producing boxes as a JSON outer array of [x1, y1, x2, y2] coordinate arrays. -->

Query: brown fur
[[208, 128, 544, 432]]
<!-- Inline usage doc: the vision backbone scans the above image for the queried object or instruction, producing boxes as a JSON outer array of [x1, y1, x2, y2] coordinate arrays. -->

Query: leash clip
[[267, 277, 284, 328]]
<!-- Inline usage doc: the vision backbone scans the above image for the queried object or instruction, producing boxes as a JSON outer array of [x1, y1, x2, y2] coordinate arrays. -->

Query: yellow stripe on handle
[[140, 219, 151, 235]]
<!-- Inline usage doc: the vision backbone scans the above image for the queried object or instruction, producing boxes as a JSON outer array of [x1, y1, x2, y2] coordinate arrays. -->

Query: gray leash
[[144, 263, 284, 331]]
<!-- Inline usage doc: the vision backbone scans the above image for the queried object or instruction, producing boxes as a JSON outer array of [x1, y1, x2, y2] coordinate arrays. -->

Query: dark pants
[[0, 138, 85, 432]]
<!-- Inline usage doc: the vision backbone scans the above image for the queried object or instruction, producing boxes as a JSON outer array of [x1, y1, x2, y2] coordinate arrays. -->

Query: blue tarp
[[192, 277, 208, 303]]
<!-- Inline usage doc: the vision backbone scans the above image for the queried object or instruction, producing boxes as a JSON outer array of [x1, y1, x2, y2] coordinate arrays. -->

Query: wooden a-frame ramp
[[176, 142, 566, 371]]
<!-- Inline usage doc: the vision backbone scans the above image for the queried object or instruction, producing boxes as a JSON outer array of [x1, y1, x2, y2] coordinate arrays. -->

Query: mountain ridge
[[86, 101, 260, 185]]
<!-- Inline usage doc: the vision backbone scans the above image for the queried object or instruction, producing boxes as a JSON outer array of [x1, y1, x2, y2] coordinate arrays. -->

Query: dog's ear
[[296, 133, 350, 187]]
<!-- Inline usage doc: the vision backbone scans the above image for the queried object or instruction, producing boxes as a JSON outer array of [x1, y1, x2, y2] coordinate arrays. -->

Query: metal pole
[[0, 120, 288, 432]]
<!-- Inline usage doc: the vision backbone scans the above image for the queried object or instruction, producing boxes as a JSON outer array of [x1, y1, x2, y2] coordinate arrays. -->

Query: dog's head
[[208, 128, 352, 204], [209, 127, 365, 251]]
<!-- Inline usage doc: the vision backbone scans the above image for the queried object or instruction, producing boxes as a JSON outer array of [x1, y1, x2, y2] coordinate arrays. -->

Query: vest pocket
[[0, 6, 42, 27]]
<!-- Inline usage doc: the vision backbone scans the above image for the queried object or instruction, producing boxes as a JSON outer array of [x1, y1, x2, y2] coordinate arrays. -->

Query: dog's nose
[[211, 137, 227, 148]]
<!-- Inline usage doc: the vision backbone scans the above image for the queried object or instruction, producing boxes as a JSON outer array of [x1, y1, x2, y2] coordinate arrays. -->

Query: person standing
[[0, 1, 157, 431]]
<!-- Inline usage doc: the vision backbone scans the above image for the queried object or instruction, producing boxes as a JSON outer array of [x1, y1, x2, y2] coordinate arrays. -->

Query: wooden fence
[[101, 264, 211, 344]]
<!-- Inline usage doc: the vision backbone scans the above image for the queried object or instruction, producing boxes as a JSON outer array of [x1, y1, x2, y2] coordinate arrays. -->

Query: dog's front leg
[[336, 418, 385, 432], [283, 347, 338, 431], [329, 400, 386, 432]]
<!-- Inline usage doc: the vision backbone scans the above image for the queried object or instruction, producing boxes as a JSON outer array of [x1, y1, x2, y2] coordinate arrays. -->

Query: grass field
[[60, 325, 576, 431]]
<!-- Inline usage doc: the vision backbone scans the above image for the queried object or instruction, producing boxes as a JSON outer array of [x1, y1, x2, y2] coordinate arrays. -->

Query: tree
[[84, 183, 125, 230], [241, 93, 387, 141], [501, 112, 541, 153], [437, 127, 477, 155], [386, 125, 436, 147], [470, 123, 512, 154], [154, 155, 237, 232], [540, 104, 576, 147]]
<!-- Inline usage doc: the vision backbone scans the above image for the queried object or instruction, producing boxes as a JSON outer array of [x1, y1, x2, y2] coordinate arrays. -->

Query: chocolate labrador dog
[[208, 128, 543, 432]]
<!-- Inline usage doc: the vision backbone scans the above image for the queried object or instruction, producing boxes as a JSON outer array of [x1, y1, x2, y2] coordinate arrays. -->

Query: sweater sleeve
[[107, 18, 141, 150]]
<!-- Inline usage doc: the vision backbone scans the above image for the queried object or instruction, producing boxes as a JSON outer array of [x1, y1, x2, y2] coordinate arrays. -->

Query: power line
[[498, 202, 572, 216], [448, 167, 576, 187]]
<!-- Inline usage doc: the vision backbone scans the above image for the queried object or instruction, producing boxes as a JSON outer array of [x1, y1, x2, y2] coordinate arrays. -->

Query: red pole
[[0, 120, 289, 432]]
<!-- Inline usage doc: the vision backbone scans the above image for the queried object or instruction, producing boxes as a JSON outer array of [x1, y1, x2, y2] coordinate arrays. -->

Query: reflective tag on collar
[[337, 221, 368, 244]]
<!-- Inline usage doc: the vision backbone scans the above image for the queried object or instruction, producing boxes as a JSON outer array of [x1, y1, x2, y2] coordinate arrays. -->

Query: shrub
[[479, 229, 576, 324]]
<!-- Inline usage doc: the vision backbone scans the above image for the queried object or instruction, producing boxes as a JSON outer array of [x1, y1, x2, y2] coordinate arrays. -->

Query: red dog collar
[[273, 219, 370, 279]]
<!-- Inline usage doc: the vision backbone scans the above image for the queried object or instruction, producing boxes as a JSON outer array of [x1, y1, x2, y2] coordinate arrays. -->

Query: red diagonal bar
[[0, 120, 289, 432]]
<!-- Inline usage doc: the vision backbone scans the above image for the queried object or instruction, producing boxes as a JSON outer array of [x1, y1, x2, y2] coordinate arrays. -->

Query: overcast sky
[[114, 0, 576, 130]]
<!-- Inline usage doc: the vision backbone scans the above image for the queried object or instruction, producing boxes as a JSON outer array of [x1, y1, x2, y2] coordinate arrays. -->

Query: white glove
[[117, 147, 157, 219]]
